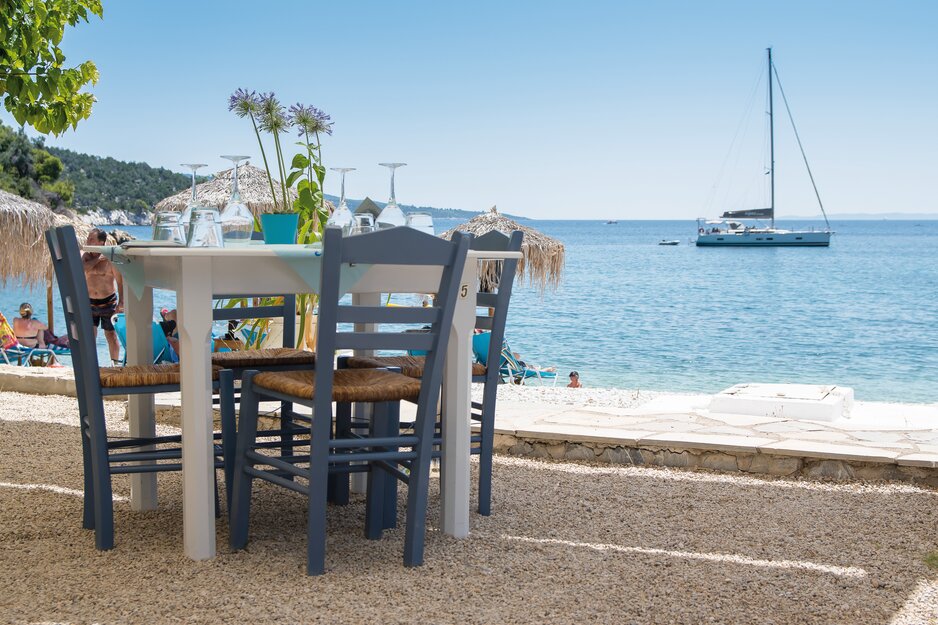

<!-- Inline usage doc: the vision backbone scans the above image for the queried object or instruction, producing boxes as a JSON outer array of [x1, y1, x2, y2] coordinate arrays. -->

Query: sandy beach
[[2, 389, 938, 624]]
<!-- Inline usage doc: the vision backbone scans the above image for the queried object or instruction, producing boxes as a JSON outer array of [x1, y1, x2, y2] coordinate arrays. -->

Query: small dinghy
[[658, 239, 679, 246]]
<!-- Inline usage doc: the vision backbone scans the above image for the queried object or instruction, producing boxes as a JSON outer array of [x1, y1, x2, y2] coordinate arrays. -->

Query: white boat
[[658, 239, 679, 246], [696, 49, 832, 248]]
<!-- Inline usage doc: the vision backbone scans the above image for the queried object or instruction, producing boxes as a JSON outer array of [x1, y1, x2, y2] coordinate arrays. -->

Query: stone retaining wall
[[494, 433, 938, 488]]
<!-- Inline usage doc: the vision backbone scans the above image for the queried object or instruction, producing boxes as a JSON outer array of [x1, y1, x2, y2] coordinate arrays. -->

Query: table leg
[[441, 261, 474, 538], [177, 257, 216, 560], [125, 282, 156, 511]]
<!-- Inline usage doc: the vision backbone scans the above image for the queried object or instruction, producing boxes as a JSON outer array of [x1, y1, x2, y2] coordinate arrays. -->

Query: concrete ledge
[[493, 433, 938, 487], [0, 364, 77, 397]]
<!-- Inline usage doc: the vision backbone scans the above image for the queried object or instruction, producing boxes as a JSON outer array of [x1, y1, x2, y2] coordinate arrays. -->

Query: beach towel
[[0, 313, 17, 349]]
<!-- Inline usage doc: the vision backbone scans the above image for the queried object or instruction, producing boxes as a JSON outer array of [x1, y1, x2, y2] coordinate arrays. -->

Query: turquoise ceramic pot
[[261, 213, 299, 244]]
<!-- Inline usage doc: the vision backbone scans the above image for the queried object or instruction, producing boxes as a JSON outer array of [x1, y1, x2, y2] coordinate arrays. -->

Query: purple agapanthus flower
[[228, 88, 260, 118], [257, 92, 290, 134], [289, 103, 333, 136]]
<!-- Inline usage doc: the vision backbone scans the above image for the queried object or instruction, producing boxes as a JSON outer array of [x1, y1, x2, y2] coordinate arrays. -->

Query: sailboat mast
[[768, 47, 775, 229]]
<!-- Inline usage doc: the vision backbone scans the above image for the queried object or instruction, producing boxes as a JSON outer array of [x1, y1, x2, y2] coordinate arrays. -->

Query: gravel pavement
[[2, 391, 937, 625]]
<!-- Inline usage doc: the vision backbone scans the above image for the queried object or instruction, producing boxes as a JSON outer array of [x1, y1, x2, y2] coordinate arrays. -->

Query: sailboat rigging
[[696, 48, 832, 247]]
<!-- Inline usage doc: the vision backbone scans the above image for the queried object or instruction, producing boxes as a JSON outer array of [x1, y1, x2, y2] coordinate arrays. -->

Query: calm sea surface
[[6, 219, 937, 403]]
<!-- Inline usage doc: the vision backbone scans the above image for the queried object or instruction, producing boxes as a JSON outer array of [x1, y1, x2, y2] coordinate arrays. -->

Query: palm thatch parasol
[[441, 206, 565, 291], [153, 163, 332, 215], [0, 189, 96, 330], [0, 188, 59, 289]]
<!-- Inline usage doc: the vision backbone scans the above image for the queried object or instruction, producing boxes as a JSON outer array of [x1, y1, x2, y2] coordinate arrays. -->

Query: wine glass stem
[[339, 171, 346, 207], [232, 161, 240, 196], [190, 170, 197, 202], [389, 169, 396, 205]]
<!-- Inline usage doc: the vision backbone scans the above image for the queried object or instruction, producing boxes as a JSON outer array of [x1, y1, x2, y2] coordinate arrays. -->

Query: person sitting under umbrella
[[12, 302, 47, 349]]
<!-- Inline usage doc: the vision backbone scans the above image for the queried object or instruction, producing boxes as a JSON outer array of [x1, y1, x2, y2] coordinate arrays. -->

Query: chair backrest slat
[[476, 292, 498, 308], [336, 305, 439, 326], [212, 294, 296, 348], [336, 332, 435, 352]]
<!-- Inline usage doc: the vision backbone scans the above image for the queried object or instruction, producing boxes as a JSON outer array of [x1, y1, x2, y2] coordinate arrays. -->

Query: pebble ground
[[1, 391, 937, 624]]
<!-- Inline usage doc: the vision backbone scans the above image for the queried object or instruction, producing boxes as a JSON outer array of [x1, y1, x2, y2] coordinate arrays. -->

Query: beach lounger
[[498, 340, 559, 386]]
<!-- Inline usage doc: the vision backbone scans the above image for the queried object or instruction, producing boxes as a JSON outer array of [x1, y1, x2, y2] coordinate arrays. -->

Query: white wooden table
[[90, 242, 520, 560]]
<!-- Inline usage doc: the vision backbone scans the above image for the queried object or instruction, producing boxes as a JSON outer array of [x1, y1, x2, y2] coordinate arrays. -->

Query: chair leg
[[80, 418, 96, 530], [306, 398, 332, 576], [280, 399, 294, 477], [88, 407, 115, 551], [365, 402, 389, 540], [477, 386, 497, 516], [229, 371, 260, 550], [219, 370, 236, 510], [383, 403, 400, 530], [403, 389, 443, 568], [328, 401, 352, 505]]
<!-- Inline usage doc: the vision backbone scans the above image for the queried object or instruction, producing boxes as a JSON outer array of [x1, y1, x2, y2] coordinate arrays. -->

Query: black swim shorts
[[90, 293, 118, 332]]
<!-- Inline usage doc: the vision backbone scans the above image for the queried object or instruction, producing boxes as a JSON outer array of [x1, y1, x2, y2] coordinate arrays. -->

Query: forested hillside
[[46, 146, 193, 213]]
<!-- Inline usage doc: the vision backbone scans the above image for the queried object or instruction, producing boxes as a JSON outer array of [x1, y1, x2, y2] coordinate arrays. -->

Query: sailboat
[[696, 49, 832, 247]]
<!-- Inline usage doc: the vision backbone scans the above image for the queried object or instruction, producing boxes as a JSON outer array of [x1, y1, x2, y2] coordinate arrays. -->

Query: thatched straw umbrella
[[0, 188, 58, 289], [441, 206, 565, 291], [155, 163, 322, 214], [0, 189, 94, 330]]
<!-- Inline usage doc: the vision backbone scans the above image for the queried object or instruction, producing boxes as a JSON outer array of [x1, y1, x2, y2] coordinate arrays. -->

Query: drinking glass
[[349, 213, 376, 235], [327, 167, 356, 235], [219, 155, 254, 246], [186, 208, 224, 247], [152, 211, 186, 245], [405, 211, 435, 235], [179, 163, 208, 227], [376, 162, 407, 229]]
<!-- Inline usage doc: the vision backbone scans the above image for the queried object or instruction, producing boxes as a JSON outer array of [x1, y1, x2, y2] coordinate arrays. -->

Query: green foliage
[[46, 144, 195, 213], [33, 148, 63, 183], [42, 177, 73, 205], [0, 0, 103, 135], [925, 551, 938, 570], [0, 121, 192, 213]]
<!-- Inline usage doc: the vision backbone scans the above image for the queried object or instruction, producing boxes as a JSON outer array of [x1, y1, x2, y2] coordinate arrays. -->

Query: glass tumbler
[[152, 211, 187, 245], [186, 208, 224, 247], [349, 213, 376, 235]]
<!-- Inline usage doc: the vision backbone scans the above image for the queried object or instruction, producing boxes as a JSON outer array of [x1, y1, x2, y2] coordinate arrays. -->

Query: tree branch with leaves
[[0, 0, 103, 135]]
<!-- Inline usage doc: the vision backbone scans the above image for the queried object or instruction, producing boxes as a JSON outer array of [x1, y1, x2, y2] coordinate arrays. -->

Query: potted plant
[[226, 89, 334, 350]]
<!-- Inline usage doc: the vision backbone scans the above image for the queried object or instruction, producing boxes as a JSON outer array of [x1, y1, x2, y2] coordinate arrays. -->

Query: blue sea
[[5, 219, 937, 404]]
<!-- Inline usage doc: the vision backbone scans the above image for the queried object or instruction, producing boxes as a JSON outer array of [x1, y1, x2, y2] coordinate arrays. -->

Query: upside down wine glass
[[179, 163, 208, 227], [376, 162, 407, 229], [326, 167, 356, 235], [219, 155, 254, 246]]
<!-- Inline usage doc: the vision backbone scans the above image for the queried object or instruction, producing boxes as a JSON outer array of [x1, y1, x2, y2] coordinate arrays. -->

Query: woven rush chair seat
[[345, 354, 486, 379], [99, 364, 223, 388], [211, 347, 315, 370], [253, 368, 422, 403]]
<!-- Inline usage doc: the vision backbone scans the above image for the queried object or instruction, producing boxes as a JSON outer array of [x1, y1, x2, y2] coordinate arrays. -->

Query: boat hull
[[696, 230, 830, 247]]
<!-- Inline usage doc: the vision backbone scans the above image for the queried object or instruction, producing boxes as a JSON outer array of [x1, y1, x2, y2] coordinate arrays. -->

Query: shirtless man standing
[[83, 229, 124, 365]]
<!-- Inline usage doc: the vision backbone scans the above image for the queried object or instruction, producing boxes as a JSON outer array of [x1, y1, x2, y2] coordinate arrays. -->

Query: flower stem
[[250, 113, 278, 216], [272, 130, 288, 210]]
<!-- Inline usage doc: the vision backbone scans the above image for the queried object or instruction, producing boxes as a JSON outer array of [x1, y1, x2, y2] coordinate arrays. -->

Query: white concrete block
[[709, 383, 854, 422]]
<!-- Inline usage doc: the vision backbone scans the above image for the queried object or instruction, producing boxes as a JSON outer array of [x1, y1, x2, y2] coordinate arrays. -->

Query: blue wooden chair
[[229, 226, 470, 575], [45, 225, 236, 550], [344, 230, 523, 515]]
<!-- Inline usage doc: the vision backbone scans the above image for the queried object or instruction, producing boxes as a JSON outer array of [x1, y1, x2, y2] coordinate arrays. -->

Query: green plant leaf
[[291, 153, 310, 170]]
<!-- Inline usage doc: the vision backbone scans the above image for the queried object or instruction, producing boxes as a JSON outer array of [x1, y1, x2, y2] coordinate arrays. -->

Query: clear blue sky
[[5, 0, 937, 219]]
